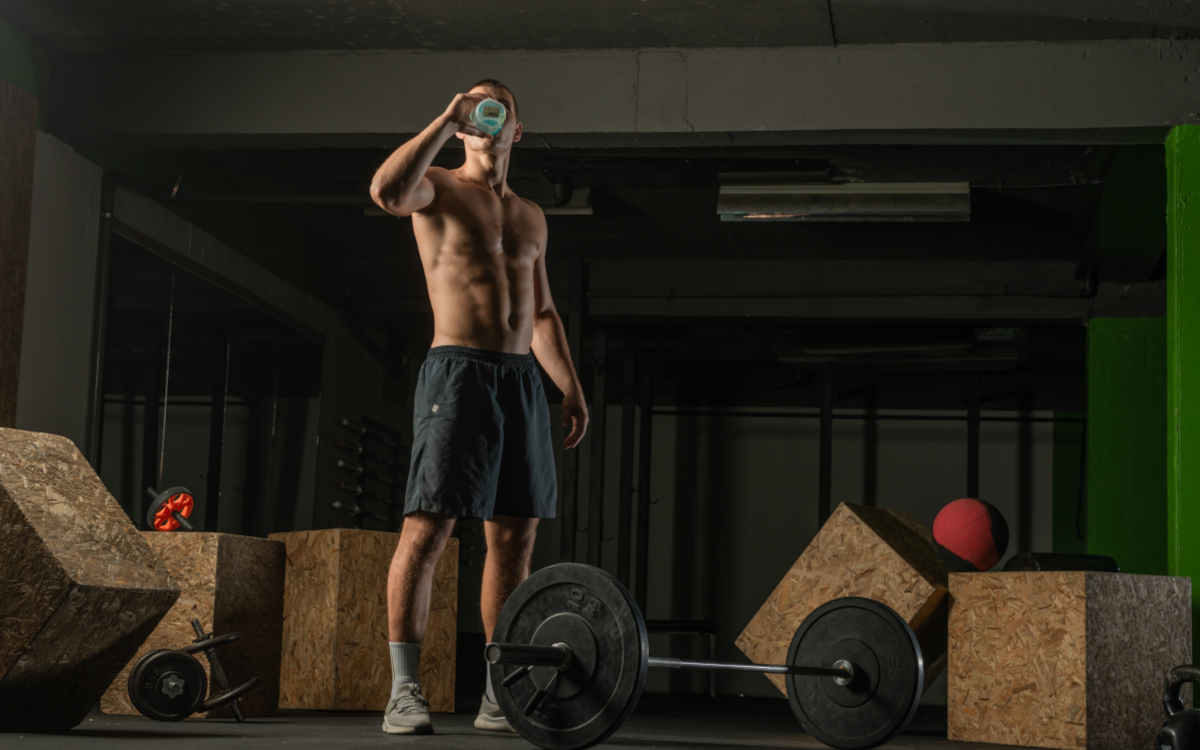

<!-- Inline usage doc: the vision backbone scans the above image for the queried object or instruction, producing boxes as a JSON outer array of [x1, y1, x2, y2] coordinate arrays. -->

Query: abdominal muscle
[[422, 243, 537, 355]]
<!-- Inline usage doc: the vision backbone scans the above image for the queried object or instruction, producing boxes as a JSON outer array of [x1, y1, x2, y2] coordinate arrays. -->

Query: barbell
[[486, 563, 923, 750]]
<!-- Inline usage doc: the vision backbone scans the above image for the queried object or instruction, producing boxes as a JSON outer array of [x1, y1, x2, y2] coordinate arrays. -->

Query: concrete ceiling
[[4, 0, 1199, 53]]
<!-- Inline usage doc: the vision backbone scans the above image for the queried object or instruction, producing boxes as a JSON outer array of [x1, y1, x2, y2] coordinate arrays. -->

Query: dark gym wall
[[0, 75, 38, 428], [1086, 318, 1168, 575]]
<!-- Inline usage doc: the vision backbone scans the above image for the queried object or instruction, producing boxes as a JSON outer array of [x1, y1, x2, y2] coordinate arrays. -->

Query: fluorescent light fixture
[[717, 182, 970, 222]]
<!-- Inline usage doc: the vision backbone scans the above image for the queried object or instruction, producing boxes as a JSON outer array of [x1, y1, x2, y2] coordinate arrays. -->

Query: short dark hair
[[471, 78, 518, 117]]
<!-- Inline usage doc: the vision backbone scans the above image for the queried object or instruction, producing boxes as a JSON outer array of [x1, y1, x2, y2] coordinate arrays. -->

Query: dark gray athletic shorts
[[404, 346, 558, 519]]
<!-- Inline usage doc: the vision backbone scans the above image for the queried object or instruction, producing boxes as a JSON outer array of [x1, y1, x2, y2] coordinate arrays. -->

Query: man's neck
[[459, 150, 510, 197]]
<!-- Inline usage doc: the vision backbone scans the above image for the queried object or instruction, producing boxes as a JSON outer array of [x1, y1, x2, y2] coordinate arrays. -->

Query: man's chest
[[441, 194, 542, 261]]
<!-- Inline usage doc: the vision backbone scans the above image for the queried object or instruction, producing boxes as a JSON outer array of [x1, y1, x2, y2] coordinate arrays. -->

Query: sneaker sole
[[474, 716, 515, 733], [382, 720, 434, 735]]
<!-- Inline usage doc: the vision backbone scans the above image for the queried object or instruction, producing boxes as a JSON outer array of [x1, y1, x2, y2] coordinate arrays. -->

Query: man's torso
[[412, 168, 546, 354]]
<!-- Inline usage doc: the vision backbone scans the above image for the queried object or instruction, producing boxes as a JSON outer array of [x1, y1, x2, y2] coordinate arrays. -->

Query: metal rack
[[331, 417, 405, 529]]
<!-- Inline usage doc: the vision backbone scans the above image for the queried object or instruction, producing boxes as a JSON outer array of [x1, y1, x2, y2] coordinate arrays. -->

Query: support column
[[1051, 412, 1087, 555], [1167, 125, 1200, 650], [635, 345, 654, 613], [588, 328, 608, 568], [967, 374, 981, 498], [617, 344, 636, 587], [204, 326, 230, 532], [560, 261, 586, 562], [818, 370, 833, 526], [1087, 318, 1167, 575]]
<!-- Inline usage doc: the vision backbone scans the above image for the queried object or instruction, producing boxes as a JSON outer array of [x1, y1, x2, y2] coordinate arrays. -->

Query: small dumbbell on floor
[[485, 563, 924, 750], [127, 619, 261, 722]]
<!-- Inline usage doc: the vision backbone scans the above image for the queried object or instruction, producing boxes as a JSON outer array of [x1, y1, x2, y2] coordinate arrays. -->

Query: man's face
[[459, 86, 522, 152]]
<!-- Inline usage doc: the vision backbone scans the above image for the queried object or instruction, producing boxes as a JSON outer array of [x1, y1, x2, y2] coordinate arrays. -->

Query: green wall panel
[[1167, 125, 1200, 652], [1087, 318, 1167, 575]]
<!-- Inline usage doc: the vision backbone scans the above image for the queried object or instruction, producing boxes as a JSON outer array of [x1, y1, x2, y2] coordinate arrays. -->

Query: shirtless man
[[369, 80, 588, 735]]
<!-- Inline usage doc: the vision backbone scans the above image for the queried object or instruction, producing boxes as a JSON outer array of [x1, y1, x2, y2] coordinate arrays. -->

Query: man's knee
[[486, 516, 539, 555], [396, 511, 456, 557]]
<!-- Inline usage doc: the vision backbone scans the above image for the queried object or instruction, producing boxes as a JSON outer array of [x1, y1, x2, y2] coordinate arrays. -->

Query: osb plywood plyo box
[[101, 533, 286, 718], [0, 428, 179, 730], [271, 529, 458, 712], [736, 502, 950, 695], [949, 571, 1192, 750]]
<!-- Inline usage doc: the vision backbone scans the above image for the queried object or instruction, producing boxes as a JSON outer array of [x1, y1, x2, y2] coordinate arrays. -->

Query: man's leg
[[383, 510, 456, 735], [481, 515, 539, 640], [475, 514, 539, 731]]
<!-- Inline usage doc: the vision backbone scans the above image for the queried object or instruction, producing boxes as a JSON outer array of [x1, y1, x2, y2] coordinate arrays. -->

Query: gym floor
[[6, 697, 1007, 750]]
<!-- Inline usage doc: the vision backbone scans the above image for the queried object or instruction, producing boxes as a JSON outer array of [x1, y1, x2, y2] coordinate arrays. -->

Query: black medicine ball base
[[935, 541, 983, 573]]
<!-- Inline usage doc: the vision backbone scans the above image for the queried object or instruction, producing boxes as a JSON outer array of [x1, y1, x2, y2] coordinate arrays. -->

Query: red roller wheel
[[146, 487, 196, 531]]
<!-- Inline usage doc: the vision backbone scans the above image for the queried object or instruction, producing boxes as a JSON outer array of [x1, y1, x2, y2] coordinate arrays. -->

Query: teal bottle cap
[[470, 98, 507, 136]]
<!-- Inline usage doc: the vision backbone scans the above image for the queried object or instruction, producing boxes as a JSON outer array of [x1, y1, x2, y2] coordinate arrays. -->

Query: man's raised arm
[[370, 93, 491, 217]]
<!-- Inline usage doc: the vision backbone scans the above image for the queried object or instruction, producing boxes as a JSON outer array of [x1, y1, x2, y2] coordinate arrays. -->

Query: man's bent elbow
[[369, 180, 399, 213]]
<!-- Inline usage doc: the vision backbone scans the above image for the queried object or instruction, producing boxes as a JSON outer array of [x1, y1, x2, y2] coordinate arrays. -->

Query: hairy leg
[[388, 510, 457, 642], [481, 515, 539, 641]]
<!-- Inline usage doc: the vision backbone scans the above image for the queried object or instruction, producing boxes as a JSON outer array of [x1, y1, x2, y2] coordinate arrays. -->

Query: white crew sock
[[485, 660, 497, 705], [390, 642, 421, 699]]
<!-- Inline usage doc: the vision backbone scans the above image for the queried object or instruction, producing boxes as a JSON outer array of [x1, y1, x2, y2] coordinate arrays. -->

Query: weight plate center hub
[[530, 613, 599, 700]]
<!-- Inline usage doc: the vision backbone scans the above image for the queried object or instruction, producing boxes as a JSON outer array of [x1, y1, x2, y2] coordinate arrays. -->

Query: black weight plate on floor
[[786, 598, 923, 750], [491, 563, 648, 750], [128, 650, 207, 721]]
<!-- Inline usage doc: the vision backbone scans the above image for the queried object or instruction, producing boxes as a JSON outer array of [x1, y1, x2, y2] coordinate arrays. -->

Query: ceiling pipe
[[173, 193, 372, 205], [109, 171, 374, 205]]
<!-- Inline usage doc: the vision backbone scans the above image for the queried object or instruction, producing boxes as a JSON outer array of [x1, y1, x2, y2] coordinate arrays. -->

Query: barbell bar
[[487, 642, 852, 679]]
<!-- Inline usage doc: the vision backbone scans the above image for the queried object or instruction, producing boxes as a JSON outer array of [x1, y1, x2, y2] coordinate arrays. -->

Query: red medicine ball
[[932, 498, 1009, 572]]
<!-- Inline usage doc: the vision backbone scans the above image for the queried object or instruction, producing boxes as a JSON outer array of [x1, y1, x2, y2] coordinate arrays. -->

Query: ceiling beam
[[49, 39, 1199, 149]]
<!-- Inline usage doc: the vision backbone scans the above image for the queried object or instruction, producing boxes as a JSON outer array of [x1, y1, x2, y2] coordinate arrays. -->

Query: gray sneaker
[[382, 683, 433, 735], [474, 693, 515, 733]]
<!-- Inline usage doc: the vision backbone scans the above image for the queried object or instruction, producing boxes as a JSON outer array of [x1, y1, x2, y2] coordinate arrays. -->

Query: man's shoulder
[[516, 194, 546, 218], [424, 166, 452, 184]]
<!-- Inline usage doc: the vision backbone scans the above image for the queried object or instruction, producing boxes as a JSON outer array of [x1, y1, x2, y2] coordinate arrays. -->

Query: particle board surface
[[272, 529, 458, 712], [0, 80, 37, 428], [100, 533, 286, 718], [275, 529, 338, 710], [0, 428, 179, 730], [948, 571, 1191, 750], [736, 502, 949, 695]]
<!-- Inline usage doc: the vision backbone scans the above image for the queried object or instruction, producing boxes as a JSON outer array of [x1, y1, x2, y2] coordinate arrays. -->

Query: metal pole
[[863, 388, 878, 508], [617, 344, 637, 587], [818, 370, 833, 526], [140, 323, 162, 529], [561, 261, 586, 563], [588, 327, 608, 568], [648, 657, 849, 678], [635, 345, 654, 613], [85, 173, 116, 468], [204, 326, 230, 532], [241, 346, 263, 536], [967, 374, 980, 497]]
